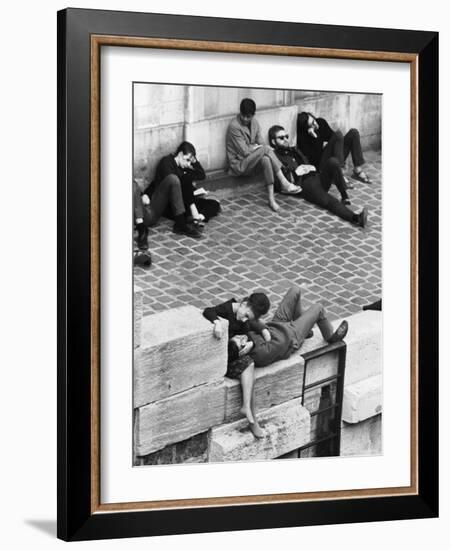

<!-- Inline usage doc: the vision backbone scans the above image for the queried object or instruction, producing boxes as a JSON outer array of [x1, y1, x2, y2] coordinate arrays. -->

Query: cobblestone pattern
[[134, 152, 381, 322]]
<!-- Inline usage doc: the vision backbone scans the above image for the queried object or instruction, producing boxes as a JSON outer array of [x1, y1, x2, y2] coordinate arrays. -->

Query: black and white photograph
[[132, 83, 383, 466]]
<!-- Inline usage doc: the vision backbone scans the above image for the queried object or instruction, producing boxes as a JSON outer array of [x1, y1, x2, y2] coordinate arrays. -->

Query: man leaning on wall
[[225, 98, 302, 212]]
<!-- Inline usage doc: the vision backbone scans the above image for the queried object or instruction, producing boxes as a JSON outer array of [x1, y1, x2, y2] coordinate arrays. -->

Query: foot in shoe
[[352, 170, 372, 184], [248, 420, 265, 439], [358, 207, 368, 228], [328, 320, 348, 343], [268, 199, 280, 212], [173, 223, 202, 238], [306, 329, 314, 339], [280, 182, 302, 195]]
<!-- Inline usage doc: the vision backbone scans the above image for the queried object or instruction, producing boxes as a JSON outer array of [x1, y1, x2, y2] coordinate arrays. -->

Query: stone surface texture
[[208, 398, 310, 463], [342, 374, 383, 423], [136, 380, 226, 456], [134, 305, 227, 407]]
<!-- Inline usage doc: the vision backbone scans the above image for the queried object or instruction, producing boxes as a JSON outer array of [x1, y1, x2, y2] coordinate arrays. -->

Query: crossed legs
[[273, 286, 335, 344]]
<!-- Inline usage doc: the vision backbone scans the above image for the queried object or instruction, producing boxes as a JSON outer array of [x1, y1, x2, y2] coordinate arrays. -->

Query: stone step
[[208, 398, 310, 463], [136, 380, 226, 456], [134, 306, 228, 408], [340, 414, 382, 457], [342, 374, 382, 423], [200, 173, 264, 200]]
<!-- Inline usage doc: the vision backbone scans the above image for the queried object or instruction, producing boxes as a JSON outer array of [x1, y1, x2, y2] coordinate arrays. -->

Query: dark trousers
[[320, 157, 348, 200], [320, 129, 365, 169], [272, 286, 334, 346], [300, 173, 355, 223], [138, 174, 185, 226]]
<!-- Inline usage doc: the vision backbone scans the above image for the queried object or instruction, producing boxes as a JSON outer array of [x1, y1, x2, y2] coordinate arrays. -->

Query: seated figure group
[[134, 96, 372, 254]]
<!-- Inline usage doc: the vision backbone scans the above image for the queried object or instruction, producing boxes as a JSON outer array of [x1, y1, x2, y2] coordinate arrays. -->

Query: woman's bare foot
[[240, 406, 255, 425], [248, 420, 265, 438], [268, 199, 280, 212]]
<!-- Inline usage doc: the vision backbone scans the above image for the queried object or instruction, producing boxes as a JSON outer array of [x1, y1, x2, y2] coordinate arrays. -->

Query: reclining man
[[229, 285, 348, 369], [137, 141, 203, 240], [226, 98, 301, 212], [268, 124, 368, 227]]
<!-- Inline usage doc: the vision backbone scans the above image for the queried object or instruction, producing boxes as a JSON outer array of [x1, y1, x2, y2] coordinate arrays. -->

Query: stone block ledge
[[342, 374, 382, 424]]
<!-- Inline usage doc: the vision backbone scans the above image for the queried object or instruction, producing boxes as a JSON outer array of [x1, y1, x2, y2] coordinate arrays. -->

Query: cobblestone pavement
[[135, 151, 381, 321]]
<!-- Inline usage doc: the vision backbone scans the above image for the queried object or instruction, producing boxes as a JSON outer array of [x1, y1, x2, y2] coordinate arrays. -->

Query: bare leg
[[239, 362, 264, 438], [249, 382, 265, 438], [267, 182, 279, 212], [260, 156, 279, 212]]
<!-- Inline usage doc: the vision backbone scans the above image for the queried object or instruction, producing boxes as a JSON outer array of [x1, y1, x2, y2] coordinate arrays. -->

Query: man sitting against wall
[[137, 141, 203, 240], [226, 98, 301, 212]]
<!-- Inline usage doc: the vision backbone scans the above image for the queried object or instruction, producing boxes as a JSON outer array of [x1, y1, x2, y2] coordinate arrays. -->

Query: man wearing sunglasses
[[268, 125, 368, 227]]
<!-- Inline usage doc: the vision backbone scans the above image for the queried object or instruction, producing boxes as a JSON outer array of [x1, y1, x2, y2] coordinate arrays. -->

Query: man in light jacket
[[226, 98, 301, 212]]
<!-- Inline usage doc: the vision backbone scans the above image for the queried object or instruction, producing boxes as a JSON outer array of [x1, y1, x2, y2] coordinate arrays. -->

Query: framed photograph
[[57, 8, 438, 541]]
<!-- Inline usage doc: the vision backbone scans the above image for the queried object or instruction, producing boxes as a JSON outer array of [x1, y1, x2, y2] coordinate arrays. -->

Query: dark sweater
[[249, 322, 296, 368], [296, 117, 334, 169], [203, 299, 266, 361], [144, 154, 206, 201]]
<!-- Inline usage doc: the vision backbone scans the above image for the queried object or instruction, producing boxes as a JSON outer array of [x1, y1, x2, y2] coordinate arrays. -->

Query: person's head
[[174, 141, 197, 169], [235, 292, 270, 322], [239, 98, 256, 126], [268, 125, 290, 150], [297, 111, 319, 133], [228, 334, 251, 361], [230, 334, 249, 351]]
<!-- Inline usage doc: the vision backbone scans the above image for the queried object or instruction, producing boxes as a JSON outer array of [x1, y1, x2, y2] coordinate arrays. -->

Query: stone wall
[[133, 288, 382, 465], [133, 84, 381, 183]]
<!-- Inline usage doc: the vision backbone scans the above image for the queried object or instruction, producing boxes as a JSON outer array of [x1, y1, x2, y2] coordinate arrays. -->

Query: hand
[[239, 341, 254, 356], [213, 321, 223, 339], [305, 165, 316, 173], [261, 328, 271, 342], [142, 194, 150, 206], [295, 165, 310, 177]]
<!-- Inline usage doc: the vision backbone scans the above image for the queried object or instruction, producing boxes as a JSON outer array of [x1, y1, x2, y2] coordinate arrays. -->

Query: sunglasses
[[276, 134, 289, 140]]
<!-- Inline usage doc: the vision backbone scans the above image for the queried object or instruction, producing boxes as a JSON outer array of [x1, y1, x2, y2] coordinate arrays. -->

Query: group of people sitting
[[133, 97, 373, 261]]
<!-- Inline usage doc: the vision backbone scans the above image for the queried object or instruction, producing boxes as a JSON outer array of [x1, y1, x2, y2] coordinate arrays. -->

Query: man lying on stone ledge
[[228, 286, 348, 437]]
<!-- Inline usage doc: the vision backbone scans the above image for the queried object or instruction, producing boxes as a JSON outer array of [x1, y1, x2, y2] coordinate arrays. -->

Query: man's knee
[[334, 130, 344, 140], [347, 128, 360, 140], [161, 173, 181, 188], [312, 303, 325, 318], [288, 285, 302, 300], [326, 156, 340, 171]]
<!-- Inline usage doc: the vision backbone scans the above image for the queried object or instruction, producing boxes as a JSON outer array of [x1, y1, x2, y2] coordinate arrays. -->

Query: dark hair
[[297, 111, 316, 134], [268, 125, 285, 147], [228, 340, 240, 362], [240, 98, 256, 117], [246, 292, 270, 319], [175, 141, 196, 157]]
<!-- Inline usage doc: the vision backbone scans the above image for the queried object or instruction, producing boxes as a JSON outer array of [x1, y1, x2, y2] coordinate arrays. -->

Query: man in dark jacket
[[138, 141, 203, 239], [297, 112, 372, 186], [268, 124, 368, 227]]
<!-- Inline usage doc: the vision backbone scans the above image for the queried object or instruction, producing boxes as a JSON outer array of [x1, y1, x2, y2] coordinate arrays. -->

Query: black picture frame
[[57, 7, 438, 541]]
